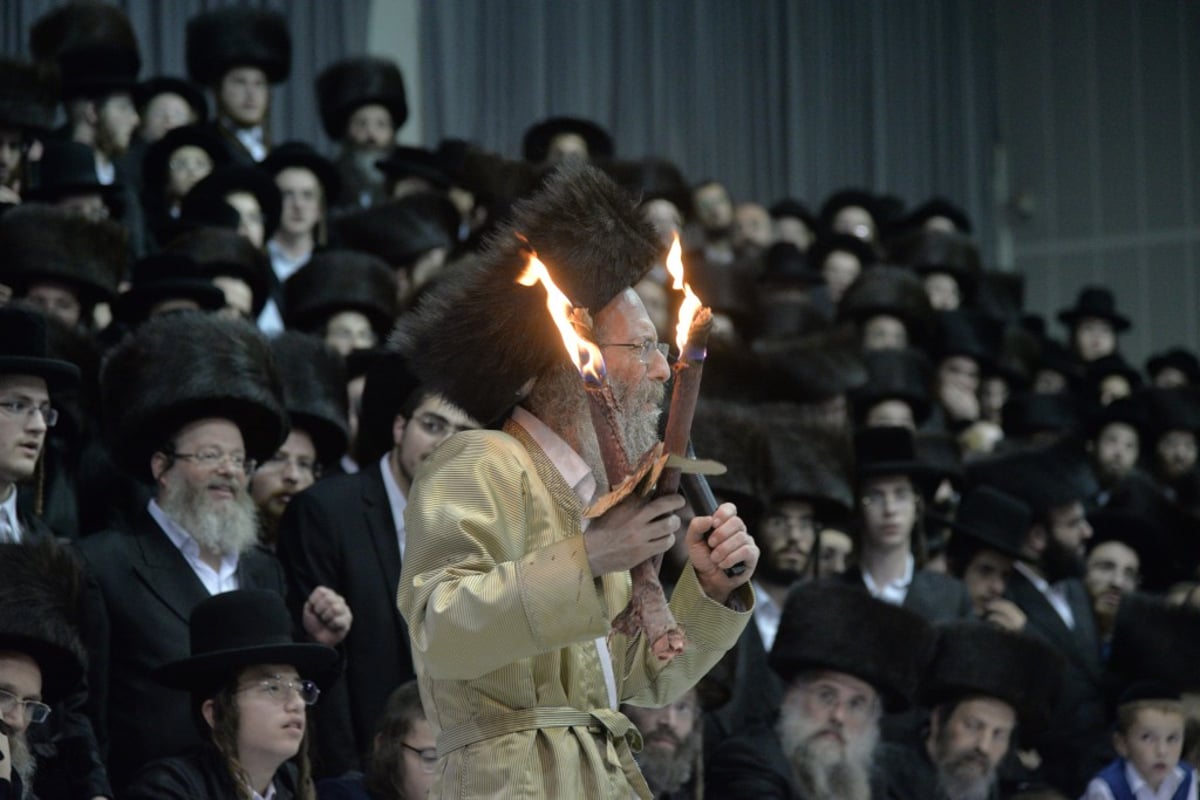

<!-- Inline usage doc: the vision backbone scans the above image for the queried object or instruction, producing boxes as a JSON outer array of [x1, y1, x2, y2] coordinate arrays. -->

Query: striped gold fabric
[[398, 422, 753, 799]]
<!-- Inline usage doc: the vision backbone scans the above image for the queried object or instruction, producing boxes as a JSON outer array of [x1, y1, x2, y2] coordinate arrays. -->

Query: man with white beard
[[77, 312, 353, 791], [706, 582, 936, 799], [880, 622, 1063, 800]]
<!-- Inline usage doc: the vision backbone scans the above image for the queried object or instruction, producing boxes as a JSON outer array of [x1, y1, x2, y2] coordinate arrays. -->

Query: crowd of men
[[1, 2, 1199, 799]]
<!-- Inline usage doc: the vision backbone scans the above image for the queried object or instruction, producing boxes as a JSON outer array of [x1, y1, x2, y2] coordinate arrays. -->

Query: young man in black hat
[[77, 313, 352, 789], [393, 164, 758, 798], [707, 582, 935, 800], [1057, 286, 1131, 365], [282, 250, 398, 356], [944, 486, 1032, 632], [0, 58, 58, 206]]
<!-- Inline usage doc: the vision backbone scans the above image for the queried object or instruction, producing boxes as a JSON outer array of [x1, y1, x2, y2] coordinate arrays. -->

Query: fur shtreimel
[[854, 347, 933, 424], [769, 581, 936, 712], [186, 7, 291, 86], [753, 324, 867, 405], [691, 398, 767, 523], [888, 229, 981, 285], [315, 57, 408, 140], [837, 265, 933, 343], [763, 420, 853, 516], [391, 163, 661, 425], [0, 58, 59, 132], [165, 226, 272, 318], [269, 332, 349, 466], [1108, 592, 1200, 694], [100, 312, 286, 481], [332, 194, 459, 269], [0, 204, 127, 305], [283, 250, 398, 337], [0, 541, 87, 704], [921, 621, 1063, 735]]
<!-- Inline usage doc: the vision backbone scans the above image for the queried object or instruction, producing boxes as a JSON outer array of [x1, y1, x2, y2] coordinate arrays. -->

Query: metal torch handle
[[681, 443, 746, 577]]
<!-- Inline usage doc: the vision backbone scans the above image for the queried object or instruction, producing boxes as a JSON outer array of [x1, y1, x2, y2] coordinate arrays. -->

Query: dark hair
[[365, 680, 429, 800]]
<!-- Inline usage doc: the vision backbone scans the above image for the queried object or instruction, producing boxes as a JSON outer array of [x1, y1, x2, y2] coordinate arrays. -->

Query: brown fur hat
[[315, 57, 408, 140], [30, 0, 141, 99], [888, 229, 981, 292], [283, 250, 398, 338], [763, 420, 853, 518], [186, 7, 291, 86], [0, 204, 127, 305], [753, 323, 867, 404], [269, 332, 349, 466], [391, 163, 662, 424], [691, 398, 768, 525], [837, 265, 934, 344], [165, 226, 272, 318], [1107, 592, 1200, 693], [100, 312, 286, 481], [0, 58, 59, 132]]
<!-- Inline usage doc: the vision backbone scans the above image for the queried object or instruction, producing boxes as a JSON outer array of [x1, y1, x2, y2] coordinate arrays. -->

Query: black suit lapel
[[131, 511, 209, 624], [1008, 571, 1100, 681], [361, 465, 404, 624]]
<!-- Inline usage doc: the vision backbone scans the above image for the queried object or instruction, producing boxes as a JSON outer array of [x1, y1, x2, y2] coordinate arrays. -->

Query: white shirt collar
[[266, 239, 311, 282], [752, 581, 782, 652], [148, 499, 240, 594], [0, 485, 20, 543], [861, 553, 915, 606], [1013, 561, 1076, 629], [380, 452, 408, 558], [230, 123, 267, 162], [1125, 759, 1186, 799], [94, 153, 115, 185], [510, 406, 596, 507], [250, 781, 276, 800]]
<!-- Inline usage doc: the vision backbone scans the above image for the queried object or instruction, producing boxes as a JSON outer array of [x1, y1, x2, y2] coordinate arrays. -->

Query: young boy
[[1084, 682, 1197, 800]]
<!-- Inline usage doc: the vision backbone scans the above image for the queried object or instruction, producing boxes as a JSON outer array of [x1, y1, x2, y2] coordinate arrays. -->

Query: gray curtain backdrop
[[2, 0, 371, 152], [420, 0, 998, 253]]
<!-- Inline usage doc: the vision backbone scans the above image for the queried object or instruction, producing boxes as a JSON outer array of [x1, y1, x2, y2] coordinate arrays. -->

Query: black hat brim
[[1058, 309, 1131, 333], [0, 355, 81, 393], [154, 641, 339, 693], [0, 633, 83, 704], [117, 281, 227, 325]]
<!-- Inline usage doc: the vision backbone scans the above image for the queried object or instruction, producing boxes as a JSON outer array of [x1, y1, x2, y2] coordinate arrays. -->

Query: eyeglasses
[[168, 448, 257, 474], [238, 678, 321, 706], [0, 687, 51, 724], [257, 453, 322, 479], [0, 398, 58, 428], [413, 413, 474, 439], [598, 339, 665, 365], [800, 682, 877, 723], [402, 742, 439, 773]]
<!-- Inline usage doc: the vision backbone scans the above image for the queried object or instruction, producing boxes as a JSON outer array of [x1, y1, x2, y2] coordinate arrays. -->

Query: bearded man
[[621, 688, 703, 799], [77, 313, 352, 790], [706, 582, 935, 799], [394, 164, 758, 799]]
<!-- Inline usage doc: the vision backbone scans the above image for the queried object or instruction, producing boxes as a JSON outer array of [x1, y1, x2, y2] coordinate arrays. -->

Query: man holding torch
[[394, 163, 758, 798]]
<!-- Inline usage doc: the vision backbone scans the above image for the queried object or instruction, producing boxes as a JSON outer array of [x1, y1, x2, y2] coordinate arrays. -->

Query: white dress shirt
[[380, 452, 409, 559], [862, 553, 915, 606], [752, 581, 782, 652], [1014, 561, 1075, 629], [233, 124, 267, 162], [1083, 761, 1196, 800], [148, 499, 239, 595], [0, 487, 20, 543]]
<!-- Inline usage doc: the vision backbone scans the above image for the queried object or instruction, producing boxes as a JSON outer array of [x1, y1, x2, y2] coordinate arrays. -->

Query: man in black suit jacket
[[77, 313, 353, 789], [277, 385, 479, 775]]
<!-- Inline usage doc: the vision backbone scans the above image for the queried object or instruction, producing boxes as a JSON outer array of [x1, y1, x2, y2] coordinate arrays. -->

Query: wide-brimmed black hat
[[1087, 506, 1173, 592], [770, 581, 936, 712], [375, 146, 454, 189], [1146, 347, 1200, 386], [818, 189, 881, 238], [0, 307, 81, 392], [0, 57, 59, 133], [1141, 387, 1200, 439], [949, 486, 1030, 560], [894, 196, 973, 235], [181, 164, 282, 241], [133, 75, 208, 122], [1002, 391, 1081, 440], [1057, 286, 1131, 332], [316, 57, 407, 140], [853, 348, 932, 425], [270, 332, 349, 467], [853, 425, 941, 484], [966, 442, 1097, 515], [262, 141, 341, 204], [932, 309, 1003, 370], [921, 622, 1062, 735], [757, 242, 819, 287], [522, 116, 614, 164], [352, 349, 422, 466], [807, 233, 878, 274], [165, 227, 273, 318], [23, 141, 123, 208], [0, 542, 87, 704], [889, 229, 981, 296], [769, 198, 817, 230], [0, 203, 127, 307], [155, 590, 338, 694], [116, 253, 226, 326], [333, 193, 459, 270], [186, 8, 291, 86], [611, 157, 691, 218], [1084, 353, 1143, 395], [970, 270, 1025, 325], [283, 250, 398, 337], [30, 1, 141, 100], [1085, 394, 1145, 440], [141, 124, 233, 199]]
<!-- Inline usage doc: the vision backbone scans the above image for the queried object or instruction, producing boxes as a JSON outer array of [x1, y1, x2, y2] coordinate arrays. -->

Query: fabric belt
[[437, 706, 643, 757]]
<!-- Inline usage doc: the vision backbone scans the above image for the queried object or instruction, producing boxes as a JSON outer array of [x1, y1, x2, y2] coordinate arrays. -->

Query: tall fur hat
[[333, 194, 459, 269], [522, 116, 614, 164], [315, 57, 407, 140], [690, 399, 767, 525], [888, 229, 981, 296], [763, 421, 853, 518], [0, 541, 87, 703], [0, 58, 60, 132], [921, 622, 1063, 735], [0, 204, 127, 305], [753, 324, 867, 405], [770, 581, 936, 712], [837, 265, 933, 344], [100, 312, 286, 481], [186, 7, 291, 86], [30, 0, 141, 99], [164, 226, 272, 318], [1146, 347, 1200, 386], [283, 250, 398, 338], [269, 333, 349, 466], [853, 348, 933, 425], [1140, 386, 1200, 440], [895, 196, 973, 235], [1107, 592, 1200, 693], [391, 163, 662, 425]]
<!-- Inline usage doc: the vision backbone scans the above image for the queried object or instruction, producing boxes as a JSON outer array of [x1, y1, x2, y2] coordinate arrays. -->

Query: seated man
[[944, 486, 1032, 632], [620, 687, 702, 800]]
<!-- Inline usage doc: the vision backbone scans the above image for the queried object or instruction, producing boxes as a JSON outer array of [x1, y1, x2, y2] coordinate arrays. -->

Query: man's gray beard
[[9, 728, 36, 798], [777, 703, 877, 800], [933, 731, 997, 800], [159, 472, 260, 556], [635, 728, 700, 795]]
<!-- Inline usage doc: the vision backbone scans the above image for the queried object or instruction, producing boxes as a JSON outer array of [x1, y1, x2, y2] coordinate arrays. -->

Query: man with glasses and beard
[[882, 622, 1063, 800], [707, 582, 935, 799], [394, 164, 758, 799], [967, 443, 1108, 796], [621, 688, 703, 799], [77, 313, 352, 791]]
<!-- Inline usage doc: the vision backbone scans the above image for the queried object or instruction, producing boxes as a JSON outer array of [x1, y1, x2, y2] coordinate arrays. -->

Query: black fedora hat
[[133, 75, 209, 123], [24, 141, 122, 208], [262, 141, 341, 204], [854, 348, 933, 425], [853, 426, 940, 484], [0, 307, 80, 392], [1057, 286, 1131, 332], [522, 116, 614, 164], [141, 123, 232, 199], [807, 233, 878, 274], [182, 164, 282, 241], [155, 590, 338, 694], [1146, 347, 1200, 386], [949, 486, 1030, 560], [1002, 391, 1082, 439], [1087, 506, 1173, 592], [116, 253, 226, 326], [758, 242, 819, 287], [165, 227, 273, 318], [375, 145, 454, 189]]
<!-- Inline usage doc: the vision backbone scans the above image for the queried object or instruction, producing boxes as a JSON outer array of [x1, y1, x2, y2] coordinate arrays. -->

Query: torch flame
[[516, 250, 607, 384], [666, 234, 703, 353]]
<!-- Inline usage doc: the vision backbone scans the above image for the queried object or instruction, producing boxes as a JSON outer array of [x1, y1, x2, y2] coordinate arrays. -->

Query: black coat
[[706, 607, 782, 752], [276, 465, 414, 776], [122, 747, 299, 799], [1004, 569, 1110, 796], [76, 508, 287, 790], [838, 566, 975, 624]]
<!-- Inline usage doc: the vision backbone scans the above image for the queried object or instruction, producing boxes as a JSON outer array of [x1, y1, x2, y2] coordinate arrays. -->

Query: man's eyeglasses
[[598, 339, 665, 365], [238, 678, 321, 706], [167, 448, 257, 474], [0, 398, 58, 428], [257, 453, 322, 479], [0, 687, 51, 724], [402, 742, 439, 773]]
